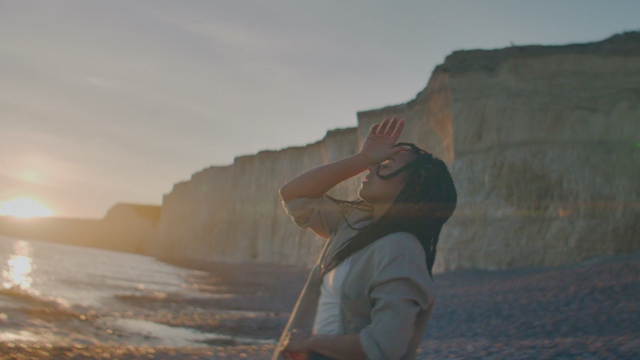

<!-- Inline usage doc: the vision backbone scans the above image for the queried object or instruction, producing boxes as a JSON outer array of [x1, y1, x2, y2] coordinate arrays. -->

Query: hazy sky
[[1, 1, 639, 218]]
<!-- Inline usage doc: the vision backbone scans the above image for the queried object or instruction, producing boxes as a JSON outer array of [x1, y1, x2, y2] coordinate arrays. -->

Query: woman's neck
[[372, 202, 392, 221]]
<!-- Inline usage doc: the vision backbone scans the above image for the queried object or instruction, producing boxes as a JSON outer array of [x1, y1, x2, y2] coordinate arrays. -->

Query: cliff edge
[[152, 32, 640, 271]]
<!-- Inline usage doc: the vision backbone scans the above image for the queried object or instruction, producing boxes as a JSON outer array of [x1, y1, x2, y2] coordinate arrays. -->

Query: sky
[[1, 0, 639, 218]]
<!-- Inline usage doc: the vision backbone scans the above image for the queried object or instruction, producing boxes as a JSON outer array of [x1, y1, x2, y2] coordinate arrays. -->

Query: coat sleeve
[[359, 237, 435, 360], [282, 195, 344, 236]]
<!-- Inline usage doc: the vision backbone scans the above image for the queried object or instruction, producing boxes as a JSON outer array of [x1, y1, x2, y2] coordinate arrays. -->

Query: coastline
[[1, 254, 639, 359]]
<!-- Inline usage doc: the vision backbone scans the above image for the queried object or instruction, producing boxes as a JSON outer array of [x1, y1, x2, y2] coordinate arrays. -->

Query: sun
[[0, 198, 54, 218]]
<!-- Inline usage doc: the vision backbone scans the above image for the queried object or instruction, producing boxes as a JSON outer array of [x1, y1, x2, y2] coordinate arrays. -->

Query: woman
[[274, 117, 457, 360]]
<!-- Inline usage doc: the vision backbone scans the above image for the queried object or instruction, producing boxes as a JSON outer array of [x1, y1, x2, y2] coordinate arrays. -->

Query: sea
[[0, 235, 204, 307], [0, 235, 270, 348]]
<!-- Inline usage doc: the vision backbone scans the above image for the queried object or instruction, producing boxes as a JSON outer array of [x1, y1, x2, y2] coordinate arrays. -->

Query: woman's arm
[[280, 117, 406, 202], [279, 153, 370, 201], [283, 330, 365, 360]]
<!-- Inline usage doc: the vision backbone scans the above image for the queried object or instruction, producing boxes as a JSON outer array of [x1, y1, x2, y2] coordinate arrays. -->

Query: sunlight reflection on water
[[0, 235, 209, 307], [0, 236, 274, 347], [2, 240, 34, 290]]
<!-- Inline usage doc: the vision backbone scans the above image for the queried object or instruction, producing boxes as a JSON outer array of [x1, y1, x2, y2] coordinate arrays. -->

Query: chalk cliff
[[153, 32, 640, 271], [152, 128, 360, 266], [437, 32, 640, 271]]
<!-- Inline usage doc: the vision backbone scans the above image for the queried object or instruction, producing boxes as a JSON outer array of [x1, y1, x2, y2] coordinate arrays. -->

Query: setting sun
[[0, 198, 54, 218]]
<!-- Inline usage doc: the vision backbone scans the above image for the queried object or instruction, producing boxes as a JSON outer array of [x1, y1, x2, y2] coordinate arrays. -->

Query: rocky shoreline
[[1, 254, 638, 359]]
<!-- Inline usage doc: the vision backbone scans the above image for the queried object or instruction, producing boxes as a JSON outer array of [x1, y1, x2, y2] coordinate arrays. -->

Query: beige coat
[[273, 196, 436, 360]]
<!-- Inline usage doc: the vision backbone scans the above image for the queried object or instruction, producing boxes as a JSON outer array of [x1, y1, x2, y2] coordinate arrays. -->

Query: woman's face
[[359, 151, 416, 205]]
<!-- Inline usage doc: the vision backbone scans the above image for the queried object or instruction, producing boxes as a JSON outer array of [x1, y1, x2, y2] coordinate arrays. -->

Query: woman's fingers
[[384, 117, 399, 136], [369, 123, 380, 135], [390, 118, 405, 140], [378, 117, 391, 134], [371, 117, 404, 138], [361, 116, 406, 163]]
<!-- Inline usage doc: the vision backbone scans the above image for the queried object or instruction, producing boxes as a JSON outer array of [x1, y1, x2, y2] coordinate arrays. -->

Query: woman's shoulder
[[354, 232, 427, 270], [360, 233, 433, 293], [371, 232, 423, 254]]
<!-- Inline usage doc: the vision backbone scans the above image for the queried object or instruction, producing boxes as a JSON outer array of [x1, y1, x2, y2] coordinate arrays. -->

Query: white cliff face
[[153, 165, 234, 262], [153, 33, 640, 271], [437, 32, 640, 271], [154, 129, 359, 267]]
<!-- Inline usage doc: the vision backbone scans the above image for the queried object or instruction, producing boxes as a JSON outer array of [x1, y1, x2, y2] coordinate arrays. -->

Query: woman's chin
[[358, 188, 373, 203]]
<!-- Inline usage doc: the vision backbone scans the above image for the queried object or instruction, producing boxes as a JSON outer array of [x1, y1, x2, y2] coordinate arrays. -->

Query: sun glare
[[0, 198, 54, 218]]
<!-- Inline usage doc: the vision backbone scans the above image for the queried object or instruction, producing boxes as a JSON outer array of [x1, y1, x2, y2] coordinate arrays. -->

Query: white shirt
[[312, 257, 352, 335]]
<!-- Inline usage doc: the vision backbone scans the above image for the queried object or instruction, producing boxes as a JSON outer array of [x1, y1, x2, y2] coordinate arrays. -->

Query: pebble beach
[[1, 254, 638, 360]]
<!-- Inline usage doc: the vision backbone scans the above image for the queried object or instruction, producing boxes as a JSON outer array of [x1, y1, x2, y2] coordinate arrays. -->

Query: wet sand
[[1, 255, 639, 359]]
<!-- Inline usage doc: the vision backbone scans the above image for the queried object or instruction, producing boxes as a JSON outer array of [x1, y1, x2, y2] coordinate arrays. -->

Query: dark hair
[[323, 143, 457, 277]]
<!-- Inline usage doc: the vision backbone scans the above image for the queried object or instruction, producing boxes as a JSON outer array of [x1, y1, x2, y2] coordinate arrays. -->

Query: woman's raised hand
[[359, 117, 406, 165], [280, 116, 407, 203]]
